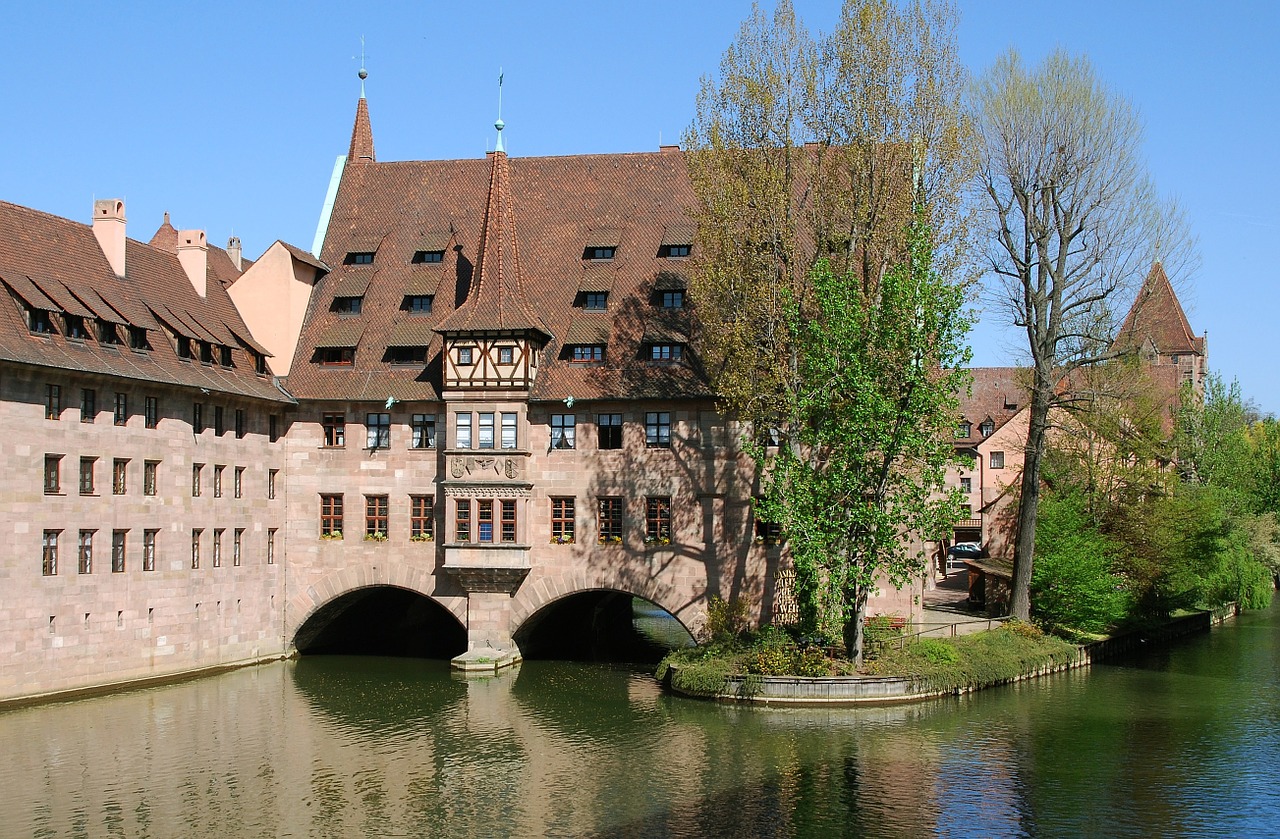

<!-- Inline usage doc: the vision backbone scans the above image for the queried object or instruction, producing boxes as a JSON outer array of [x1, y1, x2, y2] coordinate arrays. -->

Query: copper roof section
[[348, 97, 375, 164], [1114, 262, 1200, 356], [433, 150, 551, 339]]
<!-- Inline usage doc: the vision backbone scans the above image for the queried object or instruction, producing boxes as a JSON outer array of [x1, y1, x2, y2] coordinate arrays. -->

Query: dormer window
[[402, 295, 433, 314], [28, 307, 53, 334], [333, 296, 363, 316], [956, 421, 971, 439], [199, 341, 214, 364], [318, 347, 354, 366], [128, 326, 151, 352], [659, 244, 691, 258], [649, 343, 684, 362], [345, 252, 375, 265], [386, 346, 427, 365], [457, 347, 474, 366], [252, 351, 267, 375], [64, 314, 88, 340], [583, 246, 616, 261], [979, 419, 994, 438], [413, 250, 445, 264], [219, 345, 234, 368], [581, 292, 608, 310], [177, 336, 193, 360], [98, 320, 122, 345], [659, 290, 685, 309], [570, 345, 604, 363]]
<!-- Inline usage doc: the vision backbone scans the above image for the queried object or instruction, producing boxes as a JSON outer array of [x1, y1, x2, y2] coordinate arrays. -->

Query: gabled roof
[[0, 199, 290, 403], [955, 367, 1026, 447], [433, 149, 551, 339], [1114, 262, 1199, 356]]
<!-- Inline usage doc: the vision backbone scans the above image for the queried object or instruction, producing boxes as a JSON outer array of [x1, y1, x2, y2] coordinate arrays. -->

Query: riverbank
[[660, 607, 1237, 706]]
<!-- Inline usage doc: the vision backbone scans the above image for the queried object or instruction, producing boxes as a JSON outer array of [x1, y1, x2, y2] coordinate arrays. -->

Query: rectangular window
[[254, 351, 267, 375], [234, 466, 244, 499], [111, 530, 126, 573], [754, 516, 781, 546], [220, 345, 233, 368], [193, 402, 204, 433], [213, 528, 223, 567], [583, 246, 616, 260], [322, 413, 346, 447], [320, 494, 344, 538], [140, 460, 158, 496], [80, 457, 96, 495], [660, 290, 685, 309], [456, 500, 471, 543], [494, 346, 512, 365], [645, 497, 672, 544], [29, 307, 53, 334], [78, 529, 94, 574], [645, 412, 671, 448], [501, 413, 517, 449], [212, 465, 224, 498], [582, 292, 608, 310], [403, 294, 434, 312], [346, 252, 375, 265], [570, 345, 604, 362], [457, 413, 472, 449], [412, 250, 444, 264], [270, 414, 279, 442], [233, 528, 243, 566], [411, 495, 435, 540], [115, 392, 128, 426], [411, 414, 436, 449], [129, 326, 151, 351], [191, 529, 202, 569], [598, 497, 623, 544], [659, 244, 691, 258], [45, 384, 61, 420], [81, 388, 96, 423], [42, 530, 59, 575], [112, 458, 128, 495], [267, 528, 276, 564], [268, 468, 278, 500], [214, 406, 224, 436], [478, 412, 495, 449], [387, 346, 428, 365], [649, 344, 684, 362], [192, 463, 203, 497], [367, 412, 390, 449], [333, 296, 363, 316], [366, 495, 389, 539], [990, 451, 1005, 469], [199, 341, 214, 364], [457, 346, 474, 366], [478, 500, 494, 543], [44, 454, 62, 494], [960, 477, 972, 493], [177, 336, 193, 360], [551, 414, 575, 449], [501, 499, 517, 543], [318, 347, 355, 365], [551, 497, 574, 544], [143, 529, 157, 572], [235, 409, 245, 439], [145, 396, 159, 429], [598, 414, 622, 450]]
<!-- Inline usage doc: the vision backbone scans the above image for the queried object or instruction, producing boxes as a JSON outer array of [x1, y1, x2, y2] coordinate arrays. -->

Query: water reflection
[[0, 606, 1277, 837]]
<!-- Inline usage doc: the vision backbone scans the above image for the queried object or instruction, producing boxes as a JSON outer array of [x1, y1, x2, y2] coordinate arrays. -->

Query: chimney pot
[[227, 236, 242, 271], [177, 229, 209, 297]]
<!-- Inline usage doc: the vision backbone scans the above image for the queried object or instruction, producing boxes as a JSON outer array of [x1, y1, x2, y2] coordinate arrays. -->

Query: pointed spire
[[347, 63, 375, 164], [1113, 262, 1198, 355], [433, 142, 550, 339]]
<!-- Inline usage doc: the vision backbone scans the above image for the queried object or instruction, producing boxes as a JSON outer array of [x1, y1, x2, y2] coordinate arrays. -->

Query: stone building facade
[[0, 92, 923, 703]]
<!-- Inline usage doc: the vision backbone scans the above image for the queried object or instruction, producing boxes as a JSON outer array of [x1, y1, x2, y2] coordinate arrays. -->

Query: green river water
[[1, 602, 1277, 838]]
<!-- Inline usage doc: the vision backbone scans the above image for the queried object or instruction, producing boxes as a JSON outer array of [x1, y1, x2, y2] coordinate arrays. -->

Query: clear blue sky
[[3, 2, 1275, 412]]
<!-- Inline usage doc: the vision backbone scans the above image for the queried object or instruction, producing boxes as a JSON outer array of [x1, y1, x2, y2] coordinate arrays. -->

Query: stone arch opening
[[293, 585, 467, 659], [513, 590, 696, 663]]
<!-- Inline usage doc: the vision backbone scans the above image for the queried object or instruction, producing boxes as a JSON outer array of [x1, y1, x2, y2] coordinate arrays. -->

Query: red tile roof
[[955, 367, 1027, 446], [0, 199, 290, 403], [1114, 262, 1200, 356], [348, 97, 375, 164], [285, 145, 711, 403]]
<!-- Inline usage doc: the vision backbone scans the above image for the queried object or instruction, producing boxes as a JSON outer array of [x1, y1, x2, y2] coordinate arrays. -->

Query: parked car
[[945, 542, 983, 574]]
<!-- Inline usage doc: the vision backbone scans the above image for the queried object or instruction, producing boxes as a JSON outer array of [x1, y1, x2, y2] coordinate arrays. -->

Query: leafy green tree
[[757, 217, 971, 665], [1031, 493, 1129, 635]]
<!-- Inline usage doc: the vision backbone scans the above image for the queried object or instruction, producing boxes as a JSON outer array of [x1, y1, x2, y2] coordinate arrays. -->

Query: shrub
[[1032, 494, 1130, 634], [704, 596, 750, 642]]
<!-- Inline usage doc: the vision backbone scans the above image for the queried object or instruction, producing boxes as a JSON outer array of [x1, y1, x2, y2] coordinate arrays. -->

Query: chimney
[[93, 198, 127, 277], [227, 236, 242, 271], [177, 229, 208, 297]]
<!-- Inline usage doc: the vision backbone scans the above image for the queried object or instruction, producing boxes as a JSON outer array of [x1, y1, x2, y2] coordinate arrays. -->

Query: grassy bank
[[657, 622, 1079, 698]]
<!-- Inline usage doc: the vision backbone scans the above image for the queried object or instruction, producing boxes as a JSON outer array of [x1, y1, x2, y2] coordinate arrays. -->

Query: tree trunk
[[844, 584, 870, 668], [1009, 369, 1054, 621]]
